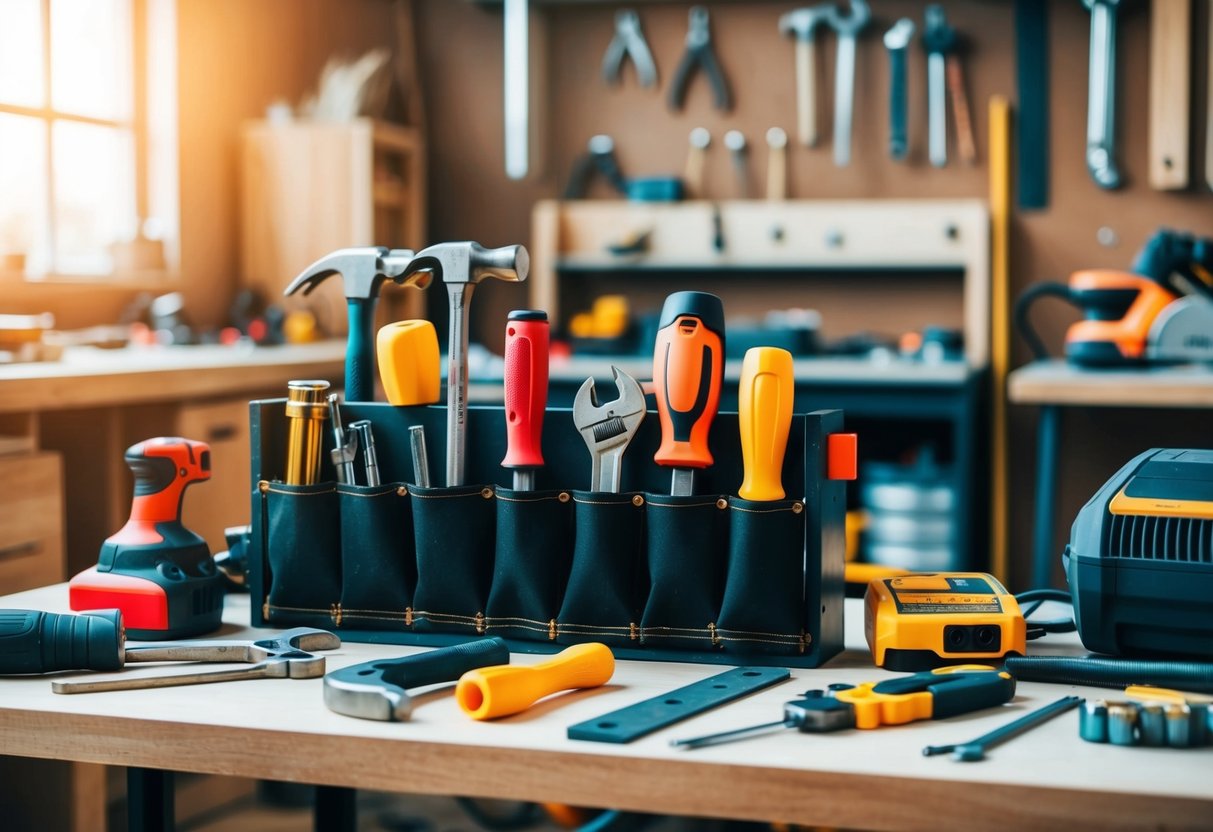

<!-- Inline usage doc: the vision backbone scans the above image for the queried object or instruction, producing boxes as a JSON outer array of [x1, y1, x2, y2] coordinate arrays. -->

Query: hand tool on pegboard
[[503, 0, 530, 179], [883, 18, 915, 161], [738, 347, 794, 501], [684, 128, 711, 197], [824, 0, 870, 167], [324, 638, 511, 721], [456, 642, 615, 720], [573, 367, 646, 493], [671, 666, 1015, 749], [1015, 0, 1049, 208], [284, 247, 431, 402], [399, 243, 529, 486], [1148, 0, 1190, 189], [778, 6, 833, 148], [944, 39, 977, 165], [601, 9, 657, 89], [69, 437, 224, 639], [923, 695, 1083, 761], [765, 127, 788, 201], [922, 5, 955, 168], [668, 6, 731, 112], [653, 292, 724, 497], [1082, 0, 1123, 188], [502, 310, 549, 491], [564, 135, 628, 199], [724, 130, 749, 198]]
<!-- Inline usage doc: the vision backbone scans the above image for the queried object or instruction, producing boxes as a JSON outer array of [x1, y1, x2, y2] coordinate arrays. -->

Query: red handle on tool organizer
[[502, 310, 550, 469]]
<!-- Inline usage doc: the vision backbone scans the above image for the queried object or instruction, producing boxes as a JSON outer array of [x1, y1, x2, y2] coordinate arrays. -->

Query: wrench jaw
[[572, 368, 647, 493]]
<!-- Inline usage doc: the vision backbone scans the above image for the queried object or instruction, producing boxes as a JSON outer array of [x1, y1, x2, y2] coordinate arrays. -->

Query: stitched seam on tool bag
[[641, 625, 715, 636], [571, 495, 640, 507], [341, 607, 410, 618], [646, 499, 722, 509], [410, 490, 490, 500], [412, 610, 481, 625], [715, 627, 804, 643], [340, 612, 411, 624], [340, 486, 402, 498], [556, 622, 634, 634], [484, 614, 551, 626], [262, 485, 338, 496], [729, 504, 800, 515], [484, 619, 552, 635], [641, 630, 716, 642], [266, 603, 332, 615], [495, 493, 559, 504]]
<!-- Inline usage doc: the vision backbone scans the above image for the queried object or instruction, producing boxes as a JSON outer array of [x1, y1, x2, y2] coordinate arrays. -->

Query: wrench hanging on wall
[[504, 0, 529, 179], [779, 6, 834, 148], [825, 0, 871, 167], [922, 5, 955, 168], [1083, 0, 1122, 189], [883, 18, 915, 161]]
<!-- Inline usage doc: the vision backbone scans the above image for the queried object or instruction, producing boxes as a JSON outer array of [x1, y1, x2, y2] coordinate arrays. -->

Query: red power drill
[[69, 437, 224, 639]]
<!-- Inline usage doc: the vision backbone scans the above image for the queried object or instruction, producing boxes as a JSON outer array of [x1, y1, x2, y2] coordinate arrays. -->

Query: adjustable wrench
[[883, 18, 915, 161], [572, 367, 646, 493], [1083, 0, 1122, 189], [922, 5, 955, 168], [825, 1, 871, 167]]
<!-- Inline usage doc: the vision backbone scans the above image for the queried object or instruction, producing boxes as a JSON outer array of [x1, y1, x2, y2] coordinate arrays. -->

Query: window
[[0, 0, 176, 280]]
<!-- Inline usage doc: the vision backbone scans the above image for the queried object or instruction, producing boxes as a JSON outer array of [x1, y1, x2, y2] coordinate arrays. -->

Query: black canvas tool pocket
[[717, 497, 807, 655], [410, 484, 497, 633], [337, 482, 414, 628], [639, 494, 730, 650], [556, 491, 646, 647], [263, 481, 341, 622], [485, 489, 575, 641]]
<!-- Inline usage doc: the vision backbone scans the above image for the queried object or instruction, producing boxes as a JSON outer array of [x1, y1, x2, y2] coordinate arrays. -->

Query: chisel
[[738, 347, 794, 501], [653, 292, 724, 496], [501, 310, 549, 491]]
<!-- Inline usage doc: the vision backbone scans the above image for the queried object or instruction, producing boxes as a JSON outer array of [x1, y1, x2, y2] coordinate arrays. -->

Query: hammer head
[[283, 246, 431, 300], [779, 5, 834, 39], [401, 242, 529, 288]]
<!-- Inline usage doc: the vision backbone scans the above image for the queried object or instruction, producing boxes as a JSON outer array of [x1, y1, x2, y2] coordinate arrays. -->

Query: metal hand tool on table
[[765, 128, 788, 201], [883, 18, 915, 161], [284, 247, 430, 403], [502, 310, 549, 491], [328, 394, 357, 485], [602, 9, 657, 88], [668, 6, 730, 112], [779, 6, 834, 148], [653, 291, 724, 496], [738, 347, 794, 501], [1082, 0, 1122, 189], [824, 0, 870, 167], [37, 620, 341, 693], [684, 128, 711, 197], [573, 366, 646, 493], [923, 695, 1083, 761], [724, 130, 749, 198], [922, 5, 955, 168], [350, 420, 380, 486], [399, 243, 529, 487]]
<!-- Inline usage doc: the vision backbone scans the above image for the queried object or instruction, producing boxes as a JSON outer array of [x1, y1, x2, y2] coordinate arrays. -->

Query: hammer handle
[[795, 38, 817, 147], [345, 297, 377, 402]]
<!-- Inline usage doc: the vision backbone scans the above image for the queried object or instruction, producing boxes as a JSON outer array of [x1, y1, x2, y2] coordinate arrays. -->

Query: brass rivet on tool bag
[[397, 486, 408, 496], [475, 612, 486, 634], [792, 502, 804, 514], [481, 487, 494, 499], [629, 622, 639, 640], [331, 603, 342, 626], [709, 622, 720, 645], [716, 498, 728, 510], [258, 480, 269, 493], [405, 607, 414, 627], [632, 495, 645, 507], [558, 492, 570, 503], [262, 600, 269, 619], [548, 619, 558, 640]]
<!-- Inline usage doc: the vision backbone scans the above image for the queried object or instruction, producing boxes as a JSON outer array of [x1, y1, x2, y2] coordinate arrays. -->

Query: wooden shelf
[[1007, 360, 1213, 408]]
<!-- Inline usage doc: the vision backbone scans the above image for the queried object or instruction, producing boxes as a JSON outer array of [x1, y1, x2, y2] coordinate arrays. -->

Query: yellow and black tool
[[738, 346, 794, 501], [670, 665, 1015, 749], [865, 572, 1026, 670]]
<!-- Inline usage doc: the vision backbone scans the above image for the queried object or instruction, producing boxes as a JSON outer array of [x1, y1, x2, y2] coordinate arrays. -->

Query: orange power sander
[[1014, 229, 1213, 367], [70, 437, 224, 639]]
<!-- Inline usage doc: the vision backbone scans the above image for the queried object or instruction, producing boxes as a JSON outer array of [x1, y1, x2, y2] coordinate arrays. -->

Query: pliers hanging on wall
[[602, 10, 658, 88], [668, 6, 731, 112]]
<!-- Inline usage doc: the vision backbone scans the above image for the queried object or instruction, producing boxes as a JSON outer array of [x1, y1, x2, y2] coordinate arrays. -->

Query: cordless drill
[[69, 437, 225, 639]]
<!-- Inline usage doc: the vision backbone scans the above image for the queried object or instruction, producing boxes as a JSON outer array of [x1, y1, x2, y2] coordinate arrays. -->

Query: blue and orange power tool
[[69, 437, 224, 639]]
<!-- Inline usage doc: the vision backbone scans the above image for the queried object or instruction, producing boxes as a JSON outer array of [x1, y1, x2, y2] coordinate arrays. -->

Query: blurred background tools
[[324, 638, 511, 722], [1083, 0, 1122, 188], [68, 437, 224, 640], [1079, 687, 1211, 748], [284, 247, 431, 402], [923, 695, 1083, 761], [502, 310, 550, 491], [922, 5, 955, 167], [400, 242, 529, 487], [455, 642, 615, 720], [884, 18, 915, 161], [724, 130, 749, 197], [564, 135, 628, 199], [778, 6, 831, 148], [668, 6, 730, 112], [683, 127, 710, 196], [52, 627, 339, 694], [573, 366, 646, 493], [672, 667, 1016, 749], [738, 347, 794, 501], [653, 291, 725, 496], [601, 10, 657, 89], [377, 319, 441, 406], [860, 448, 958, 571], [284, 380, 331, 485], [328, 394, 357, 485], [765, 127, 788, 200], [825, 0, 870, 167]]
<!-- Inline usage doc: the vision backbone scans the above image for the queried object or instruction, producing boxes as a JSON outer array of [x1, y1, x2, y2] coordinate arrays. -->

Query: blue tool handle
[[0, 609, 124, 675], [345, 297, 376, 402], [376, 638, 511, 691], [927, 672, 1016, 719], [888, 47, 908, 159]]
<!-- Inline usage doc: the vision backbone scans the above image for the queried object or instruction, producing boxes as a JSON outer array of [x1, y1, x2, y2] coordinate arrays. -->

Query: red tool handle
[[653, 292, 725, 469], [502, 310, 549, 469]]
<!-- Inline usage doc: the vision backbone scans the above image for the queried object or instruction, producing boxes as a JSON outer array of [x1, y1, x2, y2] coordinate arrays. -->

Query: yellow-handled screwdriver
[[455, 643, 615, 720], [738, 347, 794, 500]]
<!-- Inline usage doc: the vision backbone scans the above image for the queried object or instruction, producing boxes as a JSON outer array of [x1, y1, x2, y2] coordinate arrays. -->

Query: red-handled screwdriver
[[502, 310, 550, 491], [653, 292, 725, 496]]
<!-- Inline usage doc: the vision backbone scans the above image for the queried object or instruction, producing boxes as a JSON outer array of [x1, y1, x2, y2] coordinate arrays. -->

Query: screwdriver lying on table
[[671, 666, 1015, 749]]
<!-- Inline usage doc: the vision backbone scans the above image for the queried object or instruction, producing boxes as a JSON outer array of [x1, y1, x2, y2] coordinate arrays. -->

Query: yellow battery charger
[[865, 573, 1026, 671]]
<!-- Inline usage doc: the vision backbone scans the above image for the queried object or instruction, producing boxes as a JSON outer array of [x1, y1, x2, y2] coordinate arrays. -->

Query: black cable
[[1005, 656, 1213, 693], [1015, 588, 1076, 640], [1012, 281, 1072, 360]]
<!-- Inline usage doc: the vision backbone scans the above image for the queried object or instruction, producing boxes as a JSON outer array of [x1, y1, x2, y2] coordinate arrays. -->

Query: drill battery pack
[[864, 572, 1026, 671]]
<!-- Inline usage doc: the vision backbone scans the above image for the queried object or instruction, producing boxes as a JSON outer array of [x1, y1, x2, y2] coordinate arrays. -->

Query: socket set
[[1079, 699, 1211, 749]]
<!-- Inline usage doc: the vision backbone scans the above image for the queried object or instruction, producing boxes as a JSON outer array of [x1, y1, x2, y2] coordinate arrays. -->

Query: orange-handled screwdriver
[[738, 347, 794, 501], [455, 643, 615, 720], [652, 291, 725, 496]]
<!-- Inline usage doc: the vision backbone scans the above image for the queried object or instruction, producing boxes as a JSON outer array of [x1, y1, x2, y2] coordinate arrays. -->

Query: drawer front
[[0, 452, 66, 592]]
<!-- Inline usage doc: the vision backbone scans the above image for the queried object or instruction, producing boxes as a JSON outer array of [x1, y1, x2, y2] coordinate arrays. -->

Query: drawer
[[0, 452, 66, 593]]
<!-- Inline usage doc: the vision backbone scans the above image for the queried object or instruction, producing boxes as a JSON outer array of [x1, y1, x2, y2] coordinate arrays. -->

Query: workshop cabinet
[[177, 398, 254, 553], [0, 451, 66, 593]]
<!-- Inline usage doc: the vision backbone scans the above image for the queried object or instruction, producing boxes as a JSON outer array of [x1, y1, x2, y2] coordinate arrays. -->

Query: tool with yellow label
[[865, 573, 1026, 670], [670, 665, 1014, 749]]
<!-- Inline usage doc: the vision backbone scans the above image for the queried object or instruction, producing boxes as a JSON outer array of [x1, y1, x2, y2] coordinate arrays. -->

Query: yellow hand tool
[[376, 320, 441, 406], [455, 643, 615, 720], [738, 346, 794, 501]]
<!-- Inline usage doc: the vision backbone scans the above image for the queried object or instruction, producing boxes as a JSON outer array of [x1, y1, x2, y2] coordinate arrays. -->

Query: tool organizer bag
[[248, 401, 846, 667]]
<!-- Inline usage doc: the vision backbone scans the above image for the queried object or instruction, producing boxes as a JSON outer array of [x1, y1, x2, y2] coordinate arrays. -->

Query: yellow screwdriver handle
[[455, 643, 615, 720], [377, 320, 441, 405], [738, 347, 794, 501]]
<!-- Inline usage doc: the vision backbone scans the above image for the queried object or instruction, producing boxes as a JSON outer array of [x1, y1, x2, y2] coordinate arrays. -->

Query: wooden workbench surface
[[0, 585, 1208, 831], [0, 341, 345, 413], [1008, 360, 1213, 408]]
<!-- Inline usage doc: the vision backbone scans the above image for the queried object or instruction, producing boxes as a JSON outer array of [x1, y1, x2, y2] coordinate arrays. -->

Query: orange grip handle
[[738, 347, 794, 501], [653, 292, 725, 469], [126, 438, 210, 526], [502, 311, 549, 469], [455, 643, 615, 720]]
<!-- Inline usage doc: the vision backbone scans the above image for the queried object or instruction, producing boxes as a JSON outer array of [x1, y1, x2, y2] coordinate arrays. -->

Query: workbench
[[1007, 360, 1213, 589], [1, 583, 1208, 832]]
